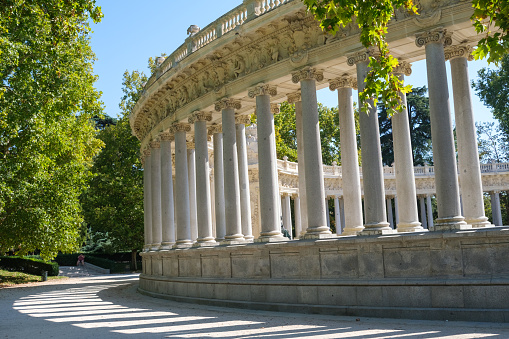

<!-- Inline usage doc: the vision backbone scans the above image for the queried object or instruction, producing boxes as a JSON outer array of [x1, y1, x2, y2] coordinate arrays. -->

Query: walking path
[[59, 265, 106, 278], [1, 273, 508, 338]]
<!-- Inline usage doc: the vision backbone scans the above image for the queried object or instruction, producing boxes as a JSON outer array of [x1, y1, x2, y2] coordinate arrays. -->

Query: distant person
[[77, 254, 85, 266]]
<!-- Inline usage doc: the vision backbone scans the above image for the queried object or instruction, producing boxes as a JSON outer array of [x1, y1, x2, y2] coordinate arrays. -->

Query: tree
[[476, 122, 508, 163], [303, 0, 509, 114], [473, 54, 509, 141], [378, 86, 432, 166], [81, 70, 147, 269], [0, 1, 104, 260]]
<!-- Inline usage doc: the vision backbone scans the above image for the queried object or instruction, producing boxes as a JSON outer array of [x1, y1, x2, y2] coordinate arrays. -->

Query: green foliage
[[0, 1, 104, 260], [0, 256, 59, 276], [378, 86, 432, 166], [476, 122, 508, 163], [81, 70, 147, 255], [473, 55, 509, 141]]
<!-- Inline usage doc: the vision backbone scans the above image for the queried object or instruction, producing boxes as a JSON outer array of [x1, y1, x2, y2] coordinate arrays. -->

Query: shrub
[[0, 256, 59, 276]]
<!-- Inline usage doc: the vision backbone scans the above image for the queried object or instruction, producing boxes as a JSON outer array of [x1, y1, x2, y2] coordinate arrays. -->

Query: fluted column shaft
[[391, 67, 423, 232], [150, 142, 162, 250], [283, 194, 292, 239], [426, 195, 434, 229], [292, 68, 331, 238], [330, 77, 364, 235], [173, 124, 192, 246], [249, 84, 284, 241], [216, 99, 243, 241], [236, 115, 254, 241], [191, 112, 216, 245], [160, 134, 175, 249], [334, 196, 342, 235], [294, 195, 302, 238], [187, 146, 198, 242], [143, 151, 152, 251], [447, 46, 490, 227], [210, 127, 226, 240], [416, 29, 468, 230]]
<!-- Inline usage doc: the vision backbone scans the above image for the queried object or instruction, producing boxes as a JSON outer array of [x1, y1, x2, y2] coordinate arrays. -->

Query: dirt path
[[1, 274, 508, 338]]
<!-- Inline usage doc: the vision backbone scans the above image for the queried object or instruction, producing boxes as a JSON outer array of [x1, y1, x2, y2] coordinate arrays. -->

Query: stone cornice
[[392, 61, 412, 76], [208, 124, 222, 135], [444, 44, 474, 61], [286, 91, 301, 103], [170, 122, 192, 134], [248, 83, 277, 98], [291, 66, 324, 83], [415, 27, 453, 48], [235, 114, 252, 125], [214, 98, 242, 111], [329, 76, 357, 91], [188, 110, 213, 124]]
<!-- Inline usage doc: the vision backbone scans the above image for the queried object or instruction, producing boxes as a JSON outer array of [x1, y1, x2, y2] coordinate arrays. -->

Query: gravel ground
[[1, 270, 509, 339]]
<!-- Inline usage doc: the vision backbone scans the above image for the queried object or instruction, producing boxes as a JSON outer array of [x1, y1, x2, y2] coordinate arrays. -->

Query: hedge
[[0, 256, 59, 276]]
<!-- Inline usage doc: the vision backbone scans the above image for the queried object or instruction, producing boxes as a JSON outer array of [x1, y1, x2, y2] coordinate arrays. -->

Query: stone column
[[419, 196, 428, 229], [291, 67, 332, 239], [392, 62, 424, 232], [446, 45, 491, 228], [334, 196, 342, 235], [288, 91, 308, 237], [215, 98, 244, 243], [394, 196, 400, 225], [150, 140, 162, 250], [187, 141, 198, 242], [347, 50, 391, 234], [325, 197, 331, 228], [209, 125, 226, 241], [189, 111, 216, 246], [340, 197, 346, 231], [235, 114, 254, 241], [283, 194, 292, 239], [143, 149, 152, 251], [171, 123, 193, 247], [330, 76, 364, 235], [491, 191, 503, 226], [160, 133, 175, 249], [426, 194, 434, 229], [248, 84, 284, 242], [293, 195, 302, 238], [415, 28, 469, 230], [386, 197, 394, 229]]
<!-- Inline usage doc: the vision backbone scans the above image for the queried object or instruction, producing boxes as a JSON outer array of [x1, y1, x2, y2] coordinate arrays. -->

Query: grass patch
[[0, 269, 67, 287]]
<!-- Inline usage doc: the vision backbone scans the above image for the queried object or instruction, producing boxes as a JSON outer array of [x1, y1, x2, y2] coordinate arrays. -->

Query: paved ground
[[1, 269, 509, 338], [59, 265, 105, 278]]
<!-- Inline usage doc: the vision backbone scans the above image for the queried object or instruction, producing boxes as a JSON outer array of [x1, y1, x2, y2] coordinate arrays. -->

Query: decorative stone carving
[[150, 140, 161, 149], [186, 138, 195, 149], [415, 28, 452, 47], [291, 66, 324, 83], [346, 47, 380, 66], [214, 98, 242, 111], [392, 61, 412, 76], [208, 124, 222, 135], [188, 111, 213, 123], [248, 83, 277, 98], [270, 103, 280, 115], [286, 91, 301, 103], [170, 123, 191, 134], [329, 76, 358, 91], [159, 132, 174, 142], [235, 114, 251, 125], [444, 45, 474, 61]]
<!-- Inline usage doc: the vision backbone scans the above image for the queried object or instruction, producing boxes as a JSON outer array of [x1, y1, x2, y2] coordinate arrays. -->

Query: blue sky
[[89, 0, 496, 124]]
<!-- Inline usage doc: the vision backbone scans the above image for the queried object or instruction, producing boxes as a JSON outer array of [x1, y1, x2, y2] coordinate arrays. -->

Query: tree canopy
[[0, 1, 104, 260]]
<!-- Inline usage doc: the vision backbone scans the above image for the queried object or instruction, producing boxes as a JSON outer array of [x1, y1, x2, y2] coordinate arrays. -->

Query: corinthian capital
[[149, 139, 161, 149], [444, 45, 474, 61], [214, 98, 242, 111], [235, 114, 251, 125], [188, 110, 213, 124], [415, 28, 452, 48], [159, 132, 174, 142], [329, 76, 357, 91], [208, 124, 222, 135], [392, 61, 412, 76], [186, 138, 195, 149], [346, 47, 380, 66], [287, 91, 301, 103], [248, 83, 277, 98], [271, 103, 280, 115], [143, 148, 151, 159], [291, 67, 324, 83], [170, 122, 191, 133]]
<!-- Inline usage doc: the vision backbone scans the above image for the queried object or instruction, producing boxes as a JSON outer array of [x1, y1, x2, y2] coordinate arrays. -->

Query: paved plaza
[[1, 271, 508, 338]]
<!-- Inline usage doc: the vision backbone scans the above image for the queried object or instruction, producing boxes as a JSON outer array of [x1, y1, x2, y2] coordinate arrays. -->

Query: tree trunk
[[131, 249, 137, 271]]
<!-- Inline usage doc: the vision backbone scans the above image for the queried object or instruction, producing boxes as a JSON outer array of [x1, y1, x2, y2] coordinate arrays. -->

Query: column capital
[[171, 153, 175, 164], [329, 75, 358, 91], [186, 138, 195, 149], [287, 91, 301, 103], [159, 132, 174, 141], [235, 114, 251, 125], [149, 140, 161, 149], [188, 110, 213, 124], [214, 98, 242, 111], [271, 103, 280, 115], [392, 60, 412, 76], [415, 27, 452, 48], [170, 122, 191, 133], [346, 47, 380, 66], [208, 124, 222, 135], [248, 83, 277, 98], [291, 66, 324, 83], [444, 44, 474, 61]]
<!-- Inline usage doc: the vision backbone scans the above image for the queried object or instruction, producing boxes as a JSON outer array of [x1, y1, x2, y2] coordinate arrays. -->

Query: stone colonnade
[[141, 28, 495, 250]]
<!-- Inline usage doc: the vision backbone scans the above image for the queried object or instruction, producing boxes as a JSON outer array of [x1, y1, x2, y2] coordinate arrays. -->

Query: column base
[[302, 226, 333, 239], [150, 244, 161, 251], [243, 235, 255, 242], [159, 242, 175, 250], [360, 222, 393, 236], [173, 241, 193, 249], [397, 222, 427, 233], [193, 241, 219, 248], [466, 216, 493, 228], [220, 239, 247, 245], [255, 234, 287, 243], [433, 216, 470, 231], [341, 225, 364, 236]]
